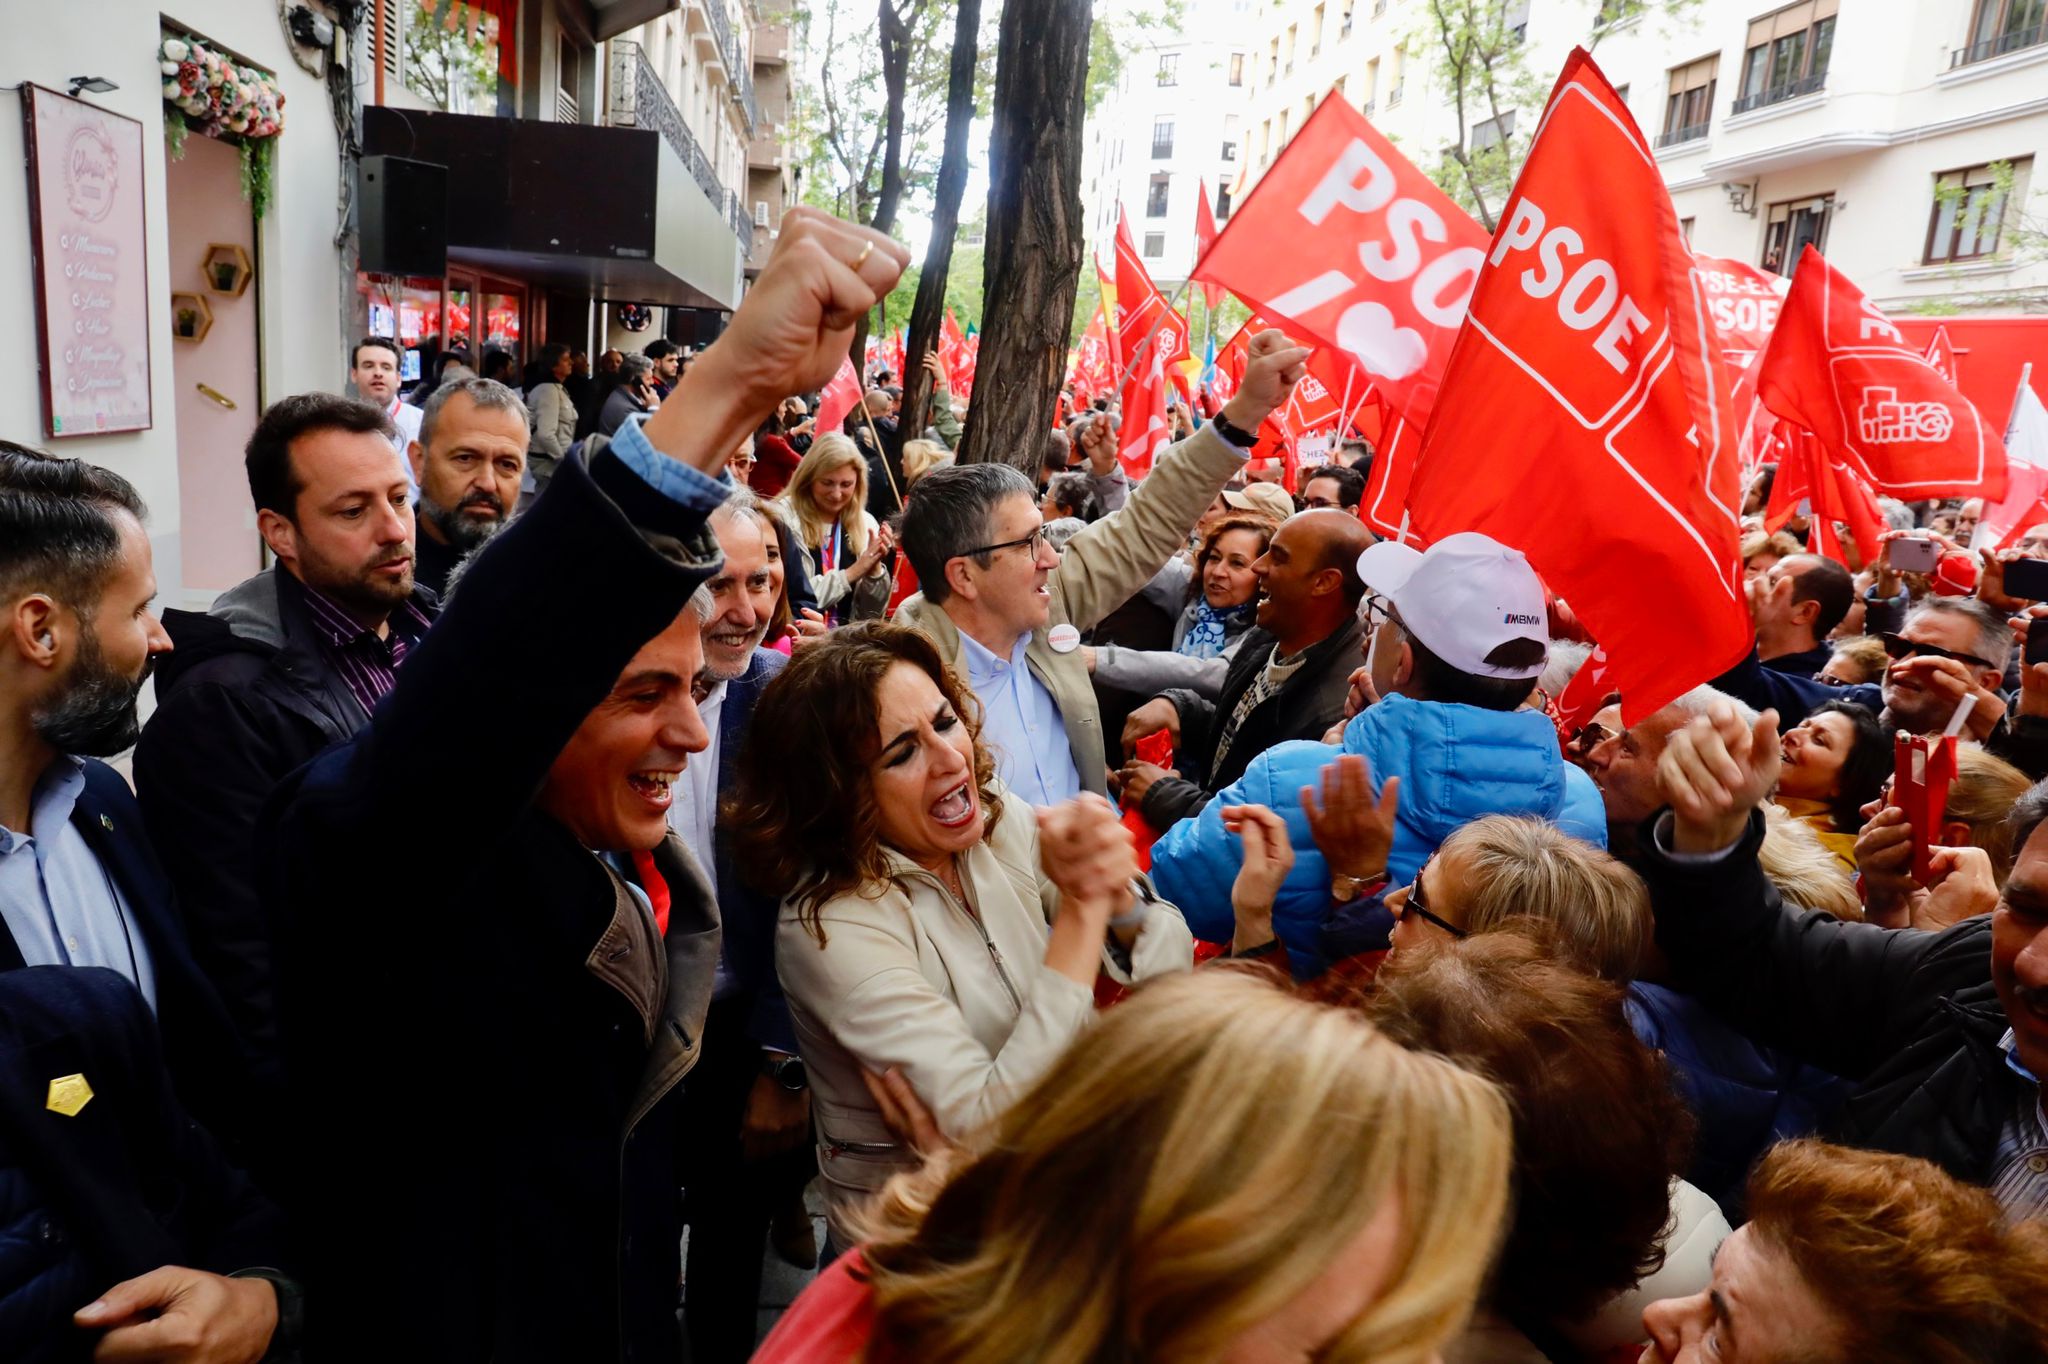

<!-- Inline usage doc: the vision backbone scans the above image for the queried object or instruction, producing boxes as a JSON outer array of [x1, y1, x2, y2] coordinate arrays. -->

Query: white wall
[[0, 0, 344, 608]]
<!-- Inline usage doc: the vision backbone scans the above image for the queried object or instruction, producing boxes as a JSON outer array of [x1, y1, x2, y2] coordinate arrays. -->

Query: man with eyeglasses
[[894, 331, 1309, 805], [1712, 595, 2012, 742]]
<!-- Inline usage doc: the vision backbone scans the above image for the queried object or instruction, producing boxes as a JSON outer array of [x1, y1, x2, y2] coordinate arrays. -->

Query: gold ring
[[851, 240, 875, 271]]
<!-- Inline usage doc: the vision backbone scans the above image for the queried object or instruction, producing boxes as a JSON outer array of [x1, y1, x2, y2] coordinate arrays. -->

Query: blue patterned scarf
[[1179, 599, 1255, 659]]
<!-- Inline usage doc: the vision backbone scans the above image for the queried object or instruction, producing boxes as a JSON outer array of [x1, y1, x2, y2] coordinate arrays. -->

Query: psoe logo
[[1856, 387, 1952, 444]]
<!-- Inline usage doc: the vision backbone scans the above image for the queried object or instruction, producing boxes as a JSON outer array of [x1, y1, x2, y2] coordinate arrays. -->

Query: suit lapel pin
[[99, 814, 114, 833], [46, 1073, 93, 1117]]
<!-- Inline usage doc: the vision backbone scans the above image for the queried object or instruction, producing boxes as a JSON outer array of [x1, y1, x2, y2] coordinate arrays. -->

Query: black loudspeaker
[[358, 155, 448, 277]]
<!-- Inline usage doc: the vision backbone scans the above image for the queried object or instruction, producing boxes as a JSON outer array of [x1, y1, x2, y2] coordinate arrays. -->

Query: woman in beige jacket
[[729, 623, 1194, 1243]]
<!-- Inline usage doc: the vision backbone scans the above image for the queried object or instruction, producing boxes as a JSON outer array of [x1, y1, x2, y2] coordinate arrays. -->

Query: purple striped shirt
[[300, 586, 433, 719]]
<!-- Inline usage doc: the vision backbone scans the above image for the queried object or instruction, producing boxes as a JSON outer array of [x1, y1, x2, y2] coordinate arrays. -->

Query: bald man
[[1119, 509, 1375, 829]]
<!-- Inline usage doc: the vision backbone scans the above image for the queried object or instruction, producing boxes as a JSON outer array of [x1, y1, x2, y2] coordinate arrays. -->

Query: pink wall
[[167, 133, 263, 596]]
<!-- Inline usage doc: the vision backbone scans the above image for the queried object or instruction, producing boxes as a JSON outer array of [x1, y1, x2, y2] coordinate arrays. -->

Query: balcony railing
[[608, 40, 749, 247], [1387, 82, 1403, 105], [1730, 69, 1825, 114], [1654, 122, 1709, 148], [1951, 21, 2046, 68]]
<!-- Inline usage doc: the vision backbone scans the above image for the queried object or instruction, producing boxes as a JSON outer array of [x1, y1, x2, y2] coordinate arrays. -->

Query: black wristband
[[1210, 413, 1259, 448], [231, 1268, 303, 1363]]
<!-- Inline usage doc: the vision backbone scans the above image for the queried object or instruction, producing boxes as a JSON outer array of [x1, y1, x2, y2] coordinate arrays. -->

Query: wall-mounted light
[[68, 75, 118, 97], [1721, 180, 1758, 218]]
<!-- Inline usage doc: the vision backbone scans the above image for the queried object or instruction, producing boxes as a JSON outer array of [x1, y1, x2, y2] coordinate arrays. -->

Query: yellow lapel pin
[[46, 1073, 93, 1117]]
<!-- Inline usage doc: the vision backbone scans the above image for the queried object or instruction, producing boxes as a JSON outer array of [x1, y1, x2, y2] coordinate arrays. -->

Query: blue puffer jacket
[[1149, 693, 1607, 977]]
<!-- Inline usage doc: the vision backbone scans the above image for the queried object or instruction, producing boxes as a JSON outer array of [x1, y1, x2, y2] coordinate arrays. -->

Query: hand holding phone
[[1886, 535, 1942, 574], [2003, 555, 2048, 604]]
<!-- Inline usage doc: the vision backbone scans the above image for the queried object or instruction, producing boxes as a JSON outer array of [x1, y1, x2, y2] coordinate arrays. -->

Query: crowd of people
[[6, 205, 2048, 1363]]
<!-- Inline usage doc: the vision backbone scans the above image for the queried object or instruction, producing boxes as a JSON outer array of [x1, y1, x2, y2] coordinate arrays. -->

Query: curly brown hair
[[1186, 514, 1277, 608], [1364, 930, 1694, 1328], [724, 621, 1002, 941], [1746, 1139, 2048, 1364]]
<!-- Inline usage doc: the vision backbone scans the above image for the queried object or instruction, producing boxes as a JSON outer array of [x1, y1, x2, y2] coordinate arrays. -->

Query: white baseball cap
[[1354, 532, 1549, 679]]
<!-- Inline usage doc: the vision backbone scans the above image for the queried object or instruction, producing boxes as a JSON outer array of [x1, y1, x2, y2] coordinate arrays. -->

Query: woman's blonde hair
[[1760, 805, 1863, 920], [1438, 816, 1649, 980], [901, 437, 949, 487], [857, 969, 1512, 1364], [783, 432, 870, 557], [1949, 745, 2031, 884]]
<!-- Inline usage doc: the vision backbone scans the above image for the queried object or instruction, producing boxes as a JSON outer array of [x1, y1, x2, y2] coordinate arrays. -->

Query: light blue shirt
[[958, 630, 1082, 808], [0, 757, 157, 1008], [607, 412, 733, 514]]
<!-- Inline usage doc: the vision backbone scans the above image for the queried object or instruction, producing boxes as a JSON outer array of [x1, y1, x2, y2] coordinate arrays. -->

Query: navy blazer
[[0, 762, 255, 1179], [0, 967, 284, 1362], [715, 647, 796, 1053]]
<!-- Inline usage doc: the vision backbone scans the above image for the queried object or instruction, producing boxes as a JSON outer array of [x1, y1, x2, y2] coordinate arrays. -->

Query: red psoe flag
[[1194, 181, 1224, 309], [1924, 324, 1959, 388], [1117, 343, 1172, 480], [1405, 48, 1748, 725], [1190, 90, 1489, 432], [1360, 397, 1421, 542], [1757, 246, 2007, 500], [814, 357, 863, 436]]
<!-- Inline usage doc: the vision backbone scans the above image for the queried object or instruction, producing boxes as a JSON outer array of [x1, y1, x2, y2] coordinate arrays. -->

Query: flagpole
[[1108, 277, 1195, 399], [859, 401, 904, 507], [2011, 362, 2036, 443]]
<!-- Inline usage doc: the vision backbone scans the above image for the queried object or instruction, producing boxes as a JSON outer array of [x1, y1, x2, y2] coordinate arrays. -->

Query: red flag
[[1765, 423, 1887, 570], [1406, 48, 1748, 726], [1190, 89, 1489, 432], [1118, 343, 1172, 480], [1194, 181, 1224, 309], [1757, 247, 2007, 501], [1693, 254, 1787, 370], [814, 357, 863, 436], [1553, 644, 1617, 731], [1074, 306, 1114, 402], [1112, 210, 1168, 372], [1925, 324, 1959, 388], [1360, 398, 1421, 541]]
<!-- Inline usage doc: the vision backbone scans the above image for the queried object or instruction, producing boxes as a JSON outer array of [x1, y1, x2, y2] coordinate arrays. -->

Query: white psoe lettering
[[1489, 196, 1654, 376]]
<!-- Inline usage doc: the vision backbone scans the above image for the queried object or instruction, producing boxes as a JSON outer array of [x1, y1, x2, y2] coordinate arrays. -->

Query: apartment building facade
[[1111, 0, 2045, 315]]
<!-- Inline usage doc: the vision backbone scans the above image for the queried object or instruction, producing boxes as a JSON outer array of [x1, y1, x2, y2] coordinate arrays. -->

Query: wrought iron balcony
[[608, 40, 749, 247], [1655, 122, 1709, 148], [1730, 70, 1825, 115], [1950, 21, 2046, 68]]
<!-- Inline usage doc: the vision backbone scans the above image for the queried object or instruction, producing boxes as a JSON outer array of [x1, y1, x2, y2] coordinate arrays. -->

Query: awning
[[361, 105, 742, 310]]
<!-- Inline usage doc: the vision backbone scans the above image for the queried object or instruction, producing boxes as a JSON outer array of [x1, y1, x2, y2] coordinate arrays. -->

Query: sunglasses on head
[[1878, 632, 1998, 674]]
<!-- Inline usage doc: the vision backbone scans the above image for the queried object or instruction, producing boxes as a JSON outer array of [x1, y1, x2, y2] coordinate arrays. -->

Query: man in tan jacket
[[895, 331, 1307, 802]]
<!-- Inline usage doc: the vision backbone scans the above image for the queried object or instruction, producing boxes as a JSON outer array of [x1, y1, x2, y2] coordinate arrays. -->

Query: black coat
[[0, 967, 284, 1363], [135, 568, 436, 1116], [263, 445, 724, 1363], [1141, 618, 1365, 830], [0, 762, 253, 1180], [714, 649, 797, 1052], [1636, 807, 2019, 1184]]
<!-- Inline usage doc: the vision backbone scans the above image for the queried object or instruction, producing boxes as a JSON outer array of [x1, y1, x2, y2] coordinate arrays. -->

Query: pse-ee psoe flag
[[1190, 89, 1489, 435], [1756, 245, 2007, 502], [1405, 47, 1749, 726]]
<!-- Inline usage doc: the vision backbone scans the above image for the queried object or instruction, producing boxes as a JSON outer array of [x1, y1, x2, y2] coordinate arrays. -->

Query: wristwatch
[[1329, 872, 1389, 904], [1109, 877, 1163, 932], [1210, 412, 1259, 448], [762, 1053, 808, 1092]]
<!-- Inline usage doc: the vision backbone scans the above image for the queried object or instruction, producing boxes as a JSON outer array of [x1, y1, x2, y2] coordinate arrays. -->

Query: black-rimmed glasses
[[960, 525, 1050, 560], [1395, 854, 1469, 939]]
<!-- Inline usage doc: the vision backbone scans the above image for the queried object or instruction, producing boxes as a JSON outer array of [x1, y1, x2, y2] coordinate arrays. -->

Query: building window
[[1659, 54, 1717, 147], [1762, 193, 1833, 275], [1157, 52, 1179, 86], [1216, 183, 1234, 219], [1229, 52, 1245, 85], [377, 0, 501, 113], [1278, 108, 1291, 146], [1596, 0, 1636, 26], [1143, 232, 1166, 258], [1956, 0, 2048, 67], [1389, 46, 1406, 105], [1311, 4, 1325, 56], [1341, 3, 1354, 36], [1679, 216, 1696, 244], [1503, 0, 1530, 42], [1470, 110, 1516, 151], [1735, 0, 1836, 114], [1615, 83, 1631, 105], [1926, 159, 2030, 263], [1222, 139, 1238, 161], [556, 34, 581, 123], [1152, 118, 1175, 159], [1147, 173, 1171, 217], [1284, 23, 1297, 74]]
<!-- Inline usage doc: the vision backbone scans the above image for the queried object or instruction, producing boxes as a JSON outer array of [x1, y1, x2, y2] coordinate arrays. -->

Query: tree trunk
[[960, 0, 1093, 470], [900, 0, 980, 439], [848, 0, 916, 374]]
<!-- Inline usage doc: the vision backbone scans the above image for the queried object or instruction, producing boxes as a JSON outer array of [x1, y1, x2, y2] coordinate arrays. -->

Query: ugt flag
[[1192, 89, 1489, 432], [1756, 246, 2007, 501], [1405, 48, 1748, 725]]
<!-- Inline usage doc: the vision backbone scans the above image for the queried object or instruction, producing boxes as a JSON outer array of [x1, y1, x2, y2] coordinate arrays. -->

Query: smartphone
[[1886, 536, 1942, 573], [2007, 556, 2048, 603], [2027, 616, 2048, 668]]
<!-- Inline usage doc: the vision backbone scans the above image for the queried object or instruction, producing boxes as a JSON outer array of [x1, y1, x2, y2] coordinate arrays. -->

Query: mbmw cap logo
[[1504, 613, 1542, 625]]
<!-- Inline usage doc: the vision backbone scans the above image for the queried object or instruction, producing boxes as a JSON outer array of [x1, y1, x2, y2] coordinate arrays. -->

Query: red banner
[[1118, 342, 1172, 480], [1360, 396, 1420, 541], [1693, 254, 1787, 370], [1757, 246, 2007, 501], [1924, 324, 1959, 388], [1191, 90, 1489, 433], [815, 357, 863, 437], [1406, 48, 1748, 725], [1194, 181, 1224, 309]]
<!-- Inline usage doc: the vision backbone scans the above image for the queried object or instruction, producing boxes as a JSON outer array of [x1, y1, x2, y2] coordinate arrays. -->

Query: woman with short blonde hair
[[756, 968, 1513, 1364], [782, 433, 890, 621]]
